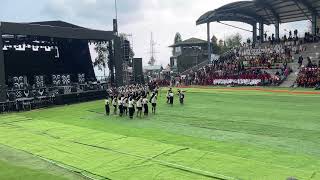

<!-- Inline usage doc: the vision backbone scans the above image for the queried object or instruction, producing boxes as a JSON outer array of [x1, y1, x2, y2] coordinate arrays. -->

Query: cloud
[[42, 0, 144, 25], [0, 0, 310, 76]]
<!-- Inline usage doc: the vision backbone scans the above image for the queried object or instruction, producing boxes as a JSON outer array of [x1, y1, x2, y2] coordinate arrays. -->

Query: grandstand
[[179, 40, 320, 87], [181, 0, 320, 89], [282, 42, 320, 87]]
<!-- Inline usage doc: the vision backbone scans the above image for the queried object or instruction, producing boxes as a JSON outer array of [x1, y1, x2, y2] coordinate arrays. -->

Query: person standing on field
[[128, 97, 135, 119], [112, 96, 118, 114], [169, 89, 174, 106], [166, 88, 171, 104], [178, 90, 185, 104], [143, 96, 149, 116], [136, 96, 143, 118], [123, 96, 128, 116], [119, 96, 124, 117], [150, 92, 157, 114], [105, 97, 110, 116]]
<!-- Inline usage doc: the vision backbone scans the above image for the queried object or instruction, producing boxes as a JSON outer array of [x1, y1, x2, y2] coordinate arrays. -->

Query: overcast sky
[[0, 0, 309, 75]]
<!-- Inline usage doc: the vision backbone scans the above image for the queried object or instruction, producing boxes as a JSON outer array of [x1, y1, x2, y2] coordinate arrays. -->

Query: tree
[[174, 32, 182, 44], [211, 34, 220, 54], [172, 32, 182, 55], [217, 39, 228, 54], [218, 39, 224, 47], [211, 35, 218, 46], [93, 42, 109, 77], [225, 33, 242, 49]]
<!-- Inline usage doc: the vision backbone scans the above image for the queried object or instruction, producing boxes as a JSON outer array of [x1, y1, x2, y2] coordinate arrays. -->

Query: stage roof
[[197, 0, 320, 25], [0, 20, 115, 41]]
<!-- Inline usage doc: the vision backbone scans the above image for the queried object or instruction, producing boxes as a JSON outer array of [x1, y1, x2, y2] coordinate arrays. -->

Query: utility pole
[[115, 0, 118, 20], [148, 32, 157, 66], [114, 0, 119, 35]]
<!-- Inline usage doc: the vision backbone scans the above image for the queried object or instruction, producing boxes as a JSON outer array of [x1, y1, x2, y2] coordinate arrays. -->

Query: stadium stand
[[296, 67, 320, 88], [176, 29, 320, 88]]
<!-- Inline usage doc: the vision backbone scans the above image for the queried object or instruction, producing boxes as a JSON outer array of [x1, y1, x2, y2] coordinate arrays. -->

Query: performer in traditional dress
[[178, 89, 185, 104], [105, 97, 110, 116], [136, 96, 143, 118], [119, 96, 124, 117], [128, 97, 135, 119], [112, 96, 118, 114], [150, 92, 157, 114], [169, 89, 174, 106], [123, 96, 128, 116], [143, 96, 149, 116]]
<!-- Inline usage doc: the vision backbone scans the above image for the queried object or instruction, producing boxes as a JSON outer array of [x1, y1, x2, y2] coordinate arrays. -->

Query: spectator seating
[[296, 68, 320, 88]]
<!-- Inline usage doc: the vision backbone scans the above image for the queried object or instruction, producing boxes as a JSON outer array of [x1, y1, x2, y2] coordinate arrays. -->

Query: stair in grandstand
[[180, 59, 210, 75], [301, 42, 320, 64], [279, 57, 300, 88], [279, 42, 320, 88], [279, 70, 299, 88]]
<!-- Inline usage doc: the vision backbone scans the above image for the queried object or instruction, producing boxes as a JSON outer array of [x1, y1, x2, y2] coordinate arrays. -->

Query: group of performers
[[104, 84, 158, 119], [104, 84, 185, 119]]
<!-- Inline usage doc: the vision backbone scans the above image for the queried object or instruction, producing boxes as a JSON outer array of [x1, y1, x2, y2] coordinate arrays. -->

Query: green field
[[1, 88, 320, 180]]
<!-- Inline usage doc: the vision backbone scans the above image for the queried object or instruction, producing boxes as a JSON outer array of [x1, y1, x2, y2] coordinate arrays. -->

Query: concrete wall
[[177, 54, 208, 73]]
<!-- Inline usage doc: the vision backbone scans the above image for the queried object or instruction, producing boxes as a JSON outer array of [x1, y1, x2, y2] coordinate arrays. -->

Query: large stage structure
[[0, 21, 123, 104], [197, 0, 320, 61]]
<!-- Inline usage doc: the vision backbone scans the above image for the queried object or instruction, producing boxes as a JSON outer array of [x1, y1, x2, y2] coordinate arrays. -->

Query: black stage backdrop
[[4, 39, 96, 86]]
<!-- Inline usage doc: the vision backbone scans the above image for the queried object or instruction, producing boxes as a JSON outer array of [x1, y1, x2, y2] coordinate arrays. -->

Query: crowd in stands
[[238, 44, 299, 69], [297, 67, 320, 88], [262, 28, 320, 45], [165, 29, 319, 88], [179, 43, 293, 86], [148, 79, 170, 88], [177, 29, 320, 87], [296, 58, 320, 88]]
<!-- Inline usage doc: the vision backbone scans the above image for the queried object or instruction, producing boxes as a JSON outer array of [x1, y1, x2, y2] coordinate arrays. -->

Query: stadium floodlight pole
[[207, 22, 211, 62]]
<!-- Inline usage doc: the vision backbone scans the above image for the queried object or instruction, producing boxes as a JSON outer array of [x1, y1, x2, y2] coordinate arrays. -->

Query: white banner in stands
[[239, 44, 284, 56], [213, 79, 262, 85], [211, 54, 220, 61]]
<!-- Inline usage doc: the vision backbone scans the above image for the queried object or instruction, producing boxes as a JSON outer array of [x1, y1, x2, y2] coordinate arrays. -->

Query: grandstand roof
[[169, 37, 208, 47], [196, 0, 320, 25]]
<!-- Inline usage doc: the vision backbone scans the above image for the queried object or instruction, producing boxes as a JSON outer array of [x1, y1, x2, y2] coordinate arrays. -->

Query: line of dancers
[[105, 84, 158, 119], [105, 84, 186, 119]]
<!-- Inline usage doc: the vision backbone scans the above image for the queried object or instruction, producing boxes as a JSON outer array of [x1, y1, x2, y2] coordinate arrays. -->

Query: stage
[[0, 20, 123, 111]]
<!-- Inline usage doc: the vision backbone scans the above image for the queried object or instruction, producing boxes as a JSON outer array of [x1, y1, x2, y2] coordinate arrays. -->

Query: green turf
[[0, 159, 68, 180], [0, 143, 88, 180], [1, 88, 320, 180]]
